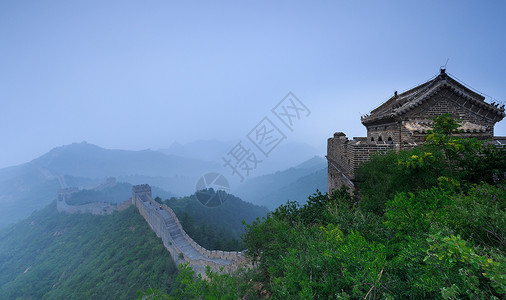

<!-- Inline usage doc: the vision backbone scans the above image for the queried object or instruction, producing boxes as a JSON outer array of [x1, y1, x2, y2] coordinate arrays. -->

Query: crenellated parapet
[[328, 70, 505, 194], [57, 186, 129, 215], [57, 183, 251, 276], [131, 184, 250, 276]]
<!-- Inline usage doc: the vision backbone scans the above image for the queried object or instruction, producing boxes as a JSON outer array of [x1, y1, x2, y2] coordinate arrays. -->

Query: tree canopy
[[148, 115, 506, 299]]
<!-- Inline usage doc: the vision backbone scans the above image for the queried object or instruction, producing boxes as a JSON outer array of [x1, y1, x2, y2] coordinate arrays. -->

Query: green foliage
[[385, 186, 452, 237], [179, 211, 242, 251], [448, 182, 506, 249], [356, 114, 506, 215], [424, 233, 506, 296], [142, 115, 506, 299], [0, 204, 177, 299], [458, 144, 506, 185], [240, 190, 390, 299], [355, 150, 405, 214], [164, 192, 268, 251], [138, 263, 241, 300], [270, 227, 387, 299]]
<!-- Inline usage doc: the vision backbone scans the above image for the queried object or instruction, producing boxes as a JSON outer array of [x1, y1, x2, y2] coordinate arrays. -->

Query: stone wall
[[57, 184, 251, 276], [328, 73, 505, 195], [365, 87, 498, 147], [326, 133, 397, 193], [134, 196, 185, 267], [366, 121, 400, 144], [132, 185, 250, 276], [57, 187, 128, 215]]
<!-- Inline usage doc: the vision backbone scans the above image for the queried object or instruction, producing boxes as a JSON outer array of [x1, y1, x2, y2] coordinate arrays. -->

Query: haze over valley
[[1, 1, 505, 298], [0, 140, 326, 228]]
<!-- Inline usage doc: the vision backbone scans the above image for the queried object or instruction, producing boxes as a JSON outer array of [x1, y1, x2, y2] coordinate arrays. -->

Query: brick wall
[[327, 133, 396, 193], [132, 186, 250, 276], [328, 80, 504, 195]]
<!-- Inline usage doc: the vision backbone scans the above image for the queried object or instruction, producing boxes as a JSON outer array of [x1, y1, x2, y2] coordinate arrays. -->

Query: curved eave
[[362, 80, 505, 125], [361, 115, 397, 127]]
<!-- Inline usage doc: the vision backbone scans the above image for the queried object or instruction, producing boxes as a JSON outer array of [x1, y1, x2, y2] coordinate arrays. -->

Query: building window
[[378, 136, 383, 142], [371, 137, 374, 142], [387, 137, 393, 144]]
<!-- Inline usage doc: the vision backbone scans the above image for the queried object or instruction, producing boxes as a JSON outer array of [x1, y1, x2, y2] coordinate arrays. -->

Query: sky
[[1, 0, 505, 168]]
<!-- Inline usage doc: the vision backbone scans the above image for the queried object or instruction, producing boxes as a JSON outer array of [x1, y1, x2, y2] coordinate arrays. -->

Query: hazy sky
[[1, 0, 505, 168]]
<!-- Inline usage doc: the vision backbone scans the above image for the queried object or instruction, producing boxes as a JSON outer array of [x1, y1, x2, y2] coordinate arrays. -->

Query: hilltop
[[0, 142, 218, 228]]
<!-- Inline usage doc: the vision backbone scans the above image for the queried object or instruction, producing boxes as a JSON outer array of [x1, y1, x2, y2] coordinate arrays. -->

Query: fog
[[1, 0, 505, 169]]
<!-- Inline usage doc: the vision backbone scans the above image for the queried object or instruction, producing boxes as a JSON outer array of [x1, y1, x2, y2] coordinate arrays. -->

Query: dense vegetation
[[154, 192, 269, 251], [148, 115, 506, 299], [0, 204, 176, 299], [0, 186, 268, 299]]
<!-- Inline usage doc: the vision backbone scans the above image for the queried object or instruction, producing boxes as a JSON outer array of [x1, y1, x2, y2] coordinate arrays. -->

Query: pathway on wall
[[140, 196, 231, 266], [57, 184, 249, 275], [132, 185, 248, 275], [56, 188, 129, 215]]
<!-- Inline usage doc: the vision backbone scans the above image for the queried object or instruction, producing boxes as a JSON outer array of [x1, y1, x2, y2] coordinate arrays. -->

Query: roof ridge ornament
[[440, 67, 447, 79]]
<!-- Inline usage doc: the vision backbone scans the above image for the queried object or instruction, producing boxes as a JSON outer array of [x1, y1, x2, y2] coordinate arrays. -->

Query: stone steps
[[142, 201, 232, 265]]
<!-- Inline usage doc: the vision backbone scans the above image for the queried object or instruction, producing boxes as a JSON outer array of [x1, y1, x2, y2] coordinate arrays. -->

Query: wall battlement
[[327, 70, 505, 194], [56, 187, 129, 215], [132, 186, 249, 276], [57, 184, 250, 276]]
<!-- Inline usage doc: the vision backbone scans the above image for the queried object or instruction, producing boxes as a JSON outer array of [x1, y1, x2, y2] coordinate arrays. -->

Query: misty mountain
[[234, 156, 328, 210], [159, 140, 323, 176], [117, 174, 198, 197], [0, 142, 218, 228], [159, 140, 233, 163], [0, 141, 325, 229], [66, 182, 175, 206], [29, 141, 219, 178]]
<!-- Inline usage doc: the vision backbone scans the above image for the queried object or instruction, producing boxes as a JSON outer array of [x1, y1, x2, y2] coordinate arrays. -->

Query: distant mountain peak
[[294, 156, 326, 170]]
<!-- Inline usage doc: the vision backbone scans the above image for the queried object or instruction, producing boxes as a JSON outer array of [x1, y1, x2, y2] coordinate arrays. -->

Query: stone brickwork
[[328, 69, 505, 194], [327, 134, 397, 192], [132, 184, 249, 276], [57, 184, 251, 276], [57, 187, 130, 215]]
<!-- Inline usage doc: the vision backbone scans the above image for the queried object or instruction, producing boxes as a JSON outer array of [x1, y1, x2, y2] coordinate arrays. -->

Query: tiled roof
[[361, 69, 506, 125], [403, 120, 487, 134], [493, 137, 506, 146]]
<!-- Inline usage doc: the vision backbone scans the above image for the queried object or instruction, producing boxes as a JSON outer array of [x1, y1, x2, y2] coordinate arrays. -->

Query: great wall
[[327, 69, 506, 193], [57, 184, 249, 275]]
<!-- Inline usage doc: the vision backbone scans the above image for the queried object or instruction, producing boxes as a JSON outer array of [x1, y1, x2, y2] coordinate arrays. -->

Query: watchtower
[[327, 69, 505, 193], [132, 184, 152, 203]]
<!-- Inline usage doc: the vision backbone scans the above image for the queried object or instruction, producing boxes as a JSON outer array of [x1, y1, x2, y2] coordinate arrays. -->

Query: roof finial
[[441, 58, 449, 71], [440, 67, 447, 79]]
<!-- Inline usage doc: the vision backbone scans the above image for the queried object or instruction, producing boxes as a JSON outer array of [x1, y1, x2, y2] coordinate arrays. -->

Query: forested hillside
[[146, 115, 506, 299], [0, 188, 268, 299], [156, 192, 268, 251], [0, 141, 216, 228], [0, 204, 177, 299]]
